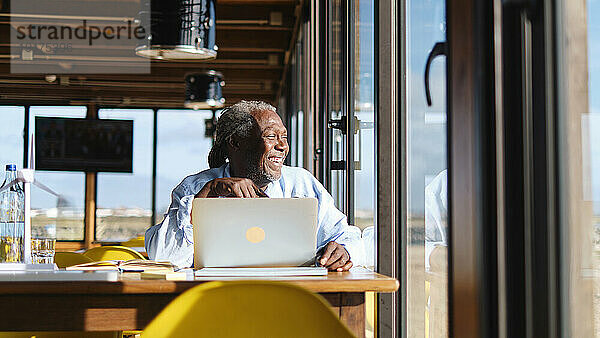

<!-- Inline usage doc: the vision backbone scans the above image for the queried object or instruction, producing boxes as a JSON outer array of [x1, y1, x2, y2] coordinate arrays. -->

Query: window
[[29, 106, 86, 241], [155, 109, 213, 224], [561, 0, 600, 335], [406, 0, 448, 336], [353, 0, 376, 242], [329, 0, 346, 211], [589, 2, 600, 333], [0, 107, 24, 170], [96, 109, 153, 242]]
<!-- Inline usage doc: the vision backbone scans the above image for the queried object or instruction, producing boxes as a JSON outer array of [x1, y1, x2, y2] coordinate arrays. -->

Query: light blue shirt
[[425, 169, 448, 271], [145, 163, 365, 268]]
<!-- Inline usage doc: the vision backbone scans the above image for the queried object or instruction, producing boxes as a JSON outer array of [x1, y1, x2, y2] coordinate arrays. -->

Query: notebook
[[0, 270, 118, 281], [66, 259, 174, 272]]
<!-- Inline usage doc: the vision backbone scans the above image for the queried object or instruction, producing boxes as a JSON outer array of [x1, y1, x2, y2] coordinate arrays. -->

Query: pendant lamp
[[184, 71, 225, 109], [137, 0, 217, 60]]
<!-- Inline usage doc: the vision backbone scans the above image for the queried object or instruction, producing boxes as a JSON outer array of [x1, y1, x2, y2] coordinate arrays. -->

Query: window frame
[[7, 104, 220, 249]]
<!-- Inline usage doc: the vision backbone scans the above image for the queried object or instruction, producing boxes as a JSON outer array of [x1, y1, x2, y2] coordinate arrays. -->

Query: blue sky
[[588, 0, 600, 214]]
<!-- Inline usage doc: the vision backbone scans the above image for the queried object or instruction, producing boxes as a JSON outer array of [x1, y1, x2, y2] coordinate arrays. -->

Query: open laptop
[[191, 198, 319, 269]]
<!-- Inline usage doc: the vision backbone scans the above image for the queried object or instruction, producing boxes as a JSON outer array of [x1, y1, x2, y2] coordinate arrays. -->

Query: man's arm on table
[[309, 172, 366, 269]]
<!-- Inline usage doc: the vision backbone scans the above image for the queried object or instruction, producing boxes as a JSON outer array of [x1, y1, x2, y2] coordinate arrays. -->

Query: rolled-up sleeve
[[145, 190, 196, 268], [311, 176, 366, 267], [145, 165, 227, 268]]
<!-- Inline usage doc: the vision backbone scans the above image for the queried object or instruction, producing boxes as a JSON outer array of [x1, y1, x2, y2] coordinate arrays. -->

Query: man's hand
[[195, 177, 268, 198], [319, 241, 353, 271]]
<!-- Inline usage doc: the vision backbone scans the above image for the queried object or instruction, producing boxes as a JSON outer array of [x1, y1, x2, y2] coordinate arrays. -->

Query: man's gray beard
[[244, 152, 277, 186]]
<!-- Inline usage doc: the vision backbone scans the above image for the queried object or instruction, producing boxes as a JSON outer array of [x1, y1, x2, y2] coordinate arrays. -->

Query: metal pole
[[23, 106, 30, 169], [344, 0, 355, 222], [151, 108, 158, 226], [20, 169, 34, 264]]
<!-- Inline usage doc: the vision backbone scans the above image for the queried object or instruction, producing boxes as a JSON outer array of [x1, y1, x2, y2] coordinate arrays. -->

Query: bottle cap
[[5, 164, 16, 171]]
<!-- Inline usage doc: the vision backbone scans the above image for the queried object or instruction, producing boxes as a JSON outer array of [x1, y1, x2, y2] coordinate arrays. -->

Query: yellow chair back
[[141, 281, 356, 338], [121, 236, 144, 248], [53, 251, 94, 268], [84, 246, 145, 261]]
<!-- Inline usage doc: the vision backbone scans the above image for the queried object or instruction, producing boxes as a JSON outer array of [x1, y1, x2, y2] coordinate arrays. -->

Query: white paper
[[0, 263, 56, 271], [0, 270, 118, 281]]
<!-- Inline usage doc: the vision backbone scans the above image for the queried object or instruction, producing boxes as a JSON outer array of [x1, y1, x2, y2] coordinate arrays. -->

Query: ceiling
[[0, 0, 302, 108]]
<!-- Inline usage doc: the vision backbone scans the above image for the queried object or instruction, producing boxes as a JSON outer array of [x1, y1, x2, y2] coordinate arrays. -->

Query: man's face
[[243, 109, 289, 185]]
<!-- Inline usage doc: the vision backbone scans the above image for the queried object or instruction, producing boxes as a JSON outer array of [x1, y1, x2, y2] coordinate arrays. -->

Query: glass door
[[406, 0, 448, 337], [557, 0, 600, 336], [327, 0, 347, 212], [325, 0, 449, 336]]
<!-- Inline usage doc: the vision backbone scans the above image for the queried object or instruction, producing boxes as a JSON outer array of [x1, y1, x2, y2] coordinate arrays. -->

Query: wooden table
[[0, 269, 398, 337]]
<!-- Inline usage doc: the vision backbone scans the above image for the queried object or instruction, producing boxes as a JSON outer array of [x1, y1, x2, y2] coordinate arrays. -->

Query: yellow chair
[[141, 281, 356, 338], [366, 291, 376, 336], [121, 236, 144, 248], [54, 251, 94, 268], [83, 246, 145, 338], [84, 246, 145, 261]]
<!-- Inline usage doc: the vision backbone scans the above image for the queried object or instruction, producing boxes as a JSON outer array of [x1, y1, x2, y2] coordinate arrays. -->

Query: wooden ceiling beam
[[216, 0, 296, 5], [0, 84, 275, 96], [0, 78, 279, 92], [1, 69, 282, 82], [150, 63, 283, 70], [216, 30, 291, 50], [216, 4, 295, 21], [0, 59, 283, 70], [217, 47, 285, 53], [0, 94, 276, 108], [216, 25, 292, 31]]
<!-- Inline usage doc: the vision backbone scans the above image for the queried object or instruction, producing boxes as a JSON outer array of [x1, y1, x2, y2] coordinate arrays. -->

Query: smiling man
[[145, 100, 364, 270]]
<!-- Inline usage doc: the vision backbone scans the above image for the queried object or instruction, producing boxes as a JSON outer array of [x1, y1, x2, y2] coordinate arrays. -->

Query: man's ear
[[228, 136, 240, 150]]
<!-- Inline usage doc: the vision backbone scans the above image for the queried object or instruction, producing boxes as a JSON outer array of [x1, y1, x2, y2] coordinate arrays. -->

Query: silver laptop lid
[[192, 198, 318, 268]]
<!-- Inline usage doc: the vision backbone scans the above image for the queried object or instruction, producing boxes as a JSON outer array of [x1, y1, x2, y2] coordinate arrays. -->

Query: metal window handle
[[424, 41, 448, 106], [328, 115, 373, 171], [328, 116, 347, 134], [328, 115, 362, 135]]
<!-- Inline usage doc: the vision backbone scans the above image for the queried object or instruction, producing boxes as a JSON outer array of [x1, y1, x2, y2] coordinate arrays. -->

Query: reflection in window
[[96, 109, 153, 242], [155, 109, 213, 224], [354, 0, 376, 237], [354, 2, 377, 337], [329, 0, 346, 211], [297, 110, 304, 168], [407, 0, 448, 336], [586, 0, 600, 334], [30, 106, 86, 240], [287, 37, 305, 169]]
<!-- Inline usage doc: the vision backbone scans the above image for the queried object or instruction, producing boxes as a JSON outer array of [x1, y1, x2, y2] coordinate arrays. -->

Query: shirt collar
[[223, 162, 231, 178]]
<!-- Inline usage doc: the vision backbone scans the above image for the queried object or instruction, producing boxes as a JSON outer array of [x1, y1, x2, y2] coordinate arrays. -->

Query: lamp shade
[[136, 0, 217, 60], [184, 71, 225, 109]]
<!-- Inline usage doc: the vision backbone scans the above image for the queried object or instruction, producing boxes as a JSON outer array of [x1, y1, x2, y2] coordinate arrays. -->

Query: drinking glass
[[31, 238, 56, 264]]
